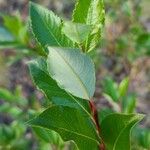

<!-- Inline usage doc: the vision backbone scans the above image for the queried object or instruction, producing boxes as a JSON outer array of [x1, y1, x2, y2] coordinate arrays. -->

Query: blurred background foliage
[[0, 0, 150, 150]]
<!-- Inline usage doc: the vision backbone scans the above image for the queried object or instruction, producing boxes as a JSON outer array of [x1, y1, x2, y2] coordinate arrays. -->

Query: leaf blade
[[28, 105, 100, 150], [47, 47, 95, 100], [118, 77, 129, 98], [72, 0, 105, 51], [28, 58, 91, 114], [0, 27, 15, 43], [62, 22, 92, 44], [101, 113, 144, 150], [72, 0, 92, 23], [29, 2, 74, 53]]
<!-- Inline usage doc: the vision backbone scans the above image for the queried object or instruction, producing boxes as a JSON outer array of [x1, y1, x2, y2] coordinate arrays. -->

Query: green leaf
[[62, 22, 92, 44], [29, 58, 68, 99], [52, 97, 90, 113], [102, 77, 119, 102], [86, 0, 105, 51], [0, 28, 20, 49], [0, 42, 24, 50], [0, 87, 27, 106], [122, 95, 136, 114], [33, 127, 64, 148], [72, 0, 105, 51], [28, 105, 100, 150], [0, 27, 15, 44], [28, 58, 91, 113], [98, 108, 115, 124], [137, 33, 150, 47], [0, 88, 15, 101], [118, 77, 129, 98], [72, 0, 92, 23], [2, 13, 23, 38], [0, 125, 15, 143], [132, 127, 150, 149], [136, 33, 150, 54], [29, 2, 74, 53], [47, 47, 95, 100], [38, 142, 53, 150], [0, 103, 22, 118], [101, 113, 144, 150], [1, 13, 29, 46], [102, 93, 120, 112]]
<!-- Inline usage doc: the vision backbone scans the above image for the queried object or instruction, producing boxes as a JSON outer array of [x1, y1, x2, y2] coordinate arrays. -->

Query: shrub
[[28, 1, 144, 150]]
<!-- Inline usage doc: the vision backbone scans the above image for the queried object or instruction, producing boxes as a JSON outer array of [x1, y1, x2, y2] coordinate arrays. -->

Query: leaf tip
[[136, 113, 145, 121]]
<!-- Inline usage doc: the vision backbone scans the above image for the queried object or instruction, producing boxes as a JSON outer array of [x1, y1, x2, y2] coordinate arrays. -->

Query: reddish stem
[[89, 101, 105, 150], [89, 101, 100, 132], [100, 143, 105, 150]]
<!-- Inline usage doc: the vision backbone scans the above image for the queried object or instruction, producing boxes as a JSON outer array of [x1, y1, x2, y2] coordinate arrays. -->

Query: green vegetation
[[0, 0, 149, 150]]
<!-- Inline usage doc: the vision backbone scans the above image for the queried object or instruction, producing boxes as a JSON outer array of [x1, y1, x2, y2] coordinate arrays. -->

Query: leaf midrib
[[31, 124, 99, 145], [30, 62, 101, 144], [53, 49, 90, 99], [30, 61, 91, 116], [31, 7, 62, 47], [58, 127, 99, 144]]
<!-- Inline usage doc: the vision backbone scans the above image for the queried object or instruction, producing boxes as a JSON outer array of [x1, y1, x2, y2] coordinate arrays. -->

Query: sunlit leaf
[[47, 47, 95, 100]]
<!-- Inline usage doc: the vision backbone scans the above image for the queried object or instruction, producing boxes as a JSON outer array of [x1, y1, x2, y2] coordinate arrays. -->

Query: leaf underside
[[47, 47, 95, 100]]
